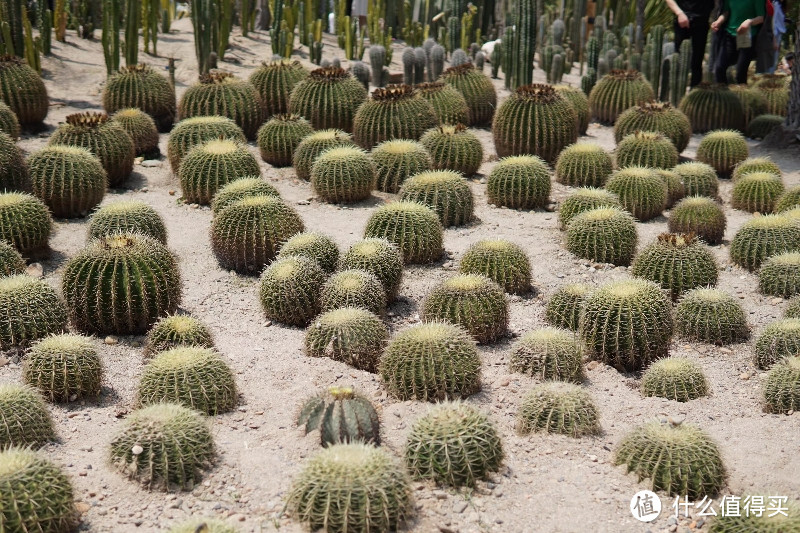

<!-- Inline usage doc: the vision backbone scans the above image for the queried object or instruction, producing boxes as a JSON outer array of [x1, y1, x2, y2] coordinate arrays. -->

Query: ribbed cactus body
[[0, 241, 25, 276], [111, 108, 160, 156], [678, 83, 744, 133], [459, 239, 531, 294], [730, 214, 800, 271], [298, 387, 381, 446], [416, 82, 470, 125], [89, 200, 167, 243], [605, 167, 667, 221], [353, 85, 439, 149], [764, 357, 800, 413], [256, 114, 313, 167], [672, 162, 719, 198], [675, 288, 749, 345], [0, 56, 48, 127], [615, 131, 679, 170], [545, 283, 591, 331], [732, 157, 782, 182], [440, 63, 497, 126], [305, 308, 388, 372], [0, 131, 29, 192], [613, 101, 692, 152], [24, 333, 103, 401], [145, 314, 214, 355], [554, 84, 590, 135], [747, 114, 784, 139], [311, 146, 375, 204], [29, 145, 106, 218], [364, 201, 443, 264], [292, 129, 355, 181], [487, 155, 551, 209], [729, 84, 768, 127], [731, 172, 784, 213], [588, 69, 654, 123], [509, 328, 584, 382], [516, 382, 600, 437], [0, 192, 52, 254], [421, 124, 483, 176], [340, 238, 403, 301], [371, 139, 432, 193], [0, 384, 55, 448], [167, 116, 246, 174], [102, 64, 176, 131], [759, 252, 800, 298], [289, 67, 368, 132], [754, 318, 800, 369], [399, 169, 474, 227], [554, 142, 613, 188], [0, 101, 21, 139], [559, 188, 621, 229], [0, 275, 66, 348], [631, 233, 719, 300], [248, 59, 308, 118], [696, 129, 749, 177], [210, 177, 279, 216], [320, 269, 386, 316], [565, 207, 637, 265], [277, 231, 339, 273], [259, 256, 326, 326], [178, 139, 261, 205]]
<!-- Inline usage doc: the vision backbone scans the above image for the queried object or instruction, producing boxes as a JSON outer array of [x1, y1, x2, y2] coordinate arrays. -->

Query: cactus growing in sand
[[675, 288, 750, 345], [0, 275, 66, 349], [28, 145, 106, 218], [23, 333, 102, 402], [352, 84, 439, 149], [289, 67, 368, 132], [641, 357, 709, 402], [516, 382, 601, 437], [305, 308, 388, 372], [297, 386, 381, 446], [631, 233, 719, 300], [509, 328, 584, 383], [102, 64, 176, 132], [256, 114, 314, 167]]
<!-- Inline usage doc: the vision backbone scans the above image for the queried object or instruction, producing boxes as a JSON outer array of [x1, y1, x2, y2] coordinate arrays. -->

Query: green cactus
[[276, 231, 339, 274], [28, 145, 106, 219], [615, 131, 679, 170], [587, 70, 655, 124], [439, 63, 497, 126], [415, 81, 470, 125], [371, 139, 432, 194], [641, 356, 708, 402], [581, 278, 673, 371], [420, 124, 483, 176], [758, 80, 789, 116], [545, 283, 591, 331], [731, 172, 784, 213], [0, 195, 50, 257], [655, 169, 686, 208], [615, 420, 726, 498], [732, 157, 782, 182], [554, 84, 590, 135], [210, 177, 280, 216], [754, 318, 800, 370], [696, 129, 749, 177], [248, 59, 309, 118], [516, 382, 600, 437], [23, 333, 102, 402], [339, 238, 403, 301], [211, 196, 304, 274], [730, 214, 800, 271], [458, 239, 531, 294], [729, 84, 768, 128], [292, 129, 356, 181], [487, 155, 551, 210], [178, 72, 265, 140], [168, 518, 239, 533], [109, 403, 215, 490], [675, 288, 749, 345], [672, 162, 719, 198], [678, 82, 745, 133], [422, 274, 507, 344], [178, 139, 261, 205], [110, 108, 160, 157], [0, 131, 28, 192], [0, 240, 24, 276], [256, 114, 314, 167], [492, 84, 578, 163], [0, 447, 75, 532], [787, 296, 800, 318], [605, 167, 667, 221], [763, 356, 800, 414], [145, 314, 214, 356], [746, 113, 785, 140], [509, 327, 584, 382], [631, 233, 719, 300], [87, 200, 167, 244], [352, 84, 439, 149], [405, 402, 503, 487], [0, 55, 48, 128], [0, 383, 55, 448], [709, 499, 800, 532], [0, 101, 20, 139], [667, 196, 726, 245], [554, 142, 613, 188], [398, 169, 474, 227], [305, 307, 387, 372], [311, 146, 376, 204], [0, 275, 66, 349], [363, 201, 443, 264], [167, 116, 246, 174], [774, 187, 800, 215], [48, 112, 134, 187], [759, 252, 800, 298], [286, 443, 413, 533], [62, 234, 180, 334], [102, 64, 176, 132], [258, 255, 327, 326], [614, 101, 692, 153], [565, 207, 637, 265], [320, 269, 386, 316], [288, 67, 368, 132], [298, 386, 380, 446]]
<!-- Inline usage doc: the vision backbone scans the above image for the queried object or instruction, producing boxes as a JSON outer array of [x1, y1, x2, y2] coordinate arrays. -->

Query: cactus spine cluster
[[320, 269, 387, 316], [88, 200, 167, 244], [0, 102, 20, 139], [678, 83, 744, 133], [0, 132, 28, 192], [668, 196, 727, 245], [179, 139, 261, 205], [288, 67, 368, 132], [731, 172, 785, 213], [305, 307, 387, 372], [615, 131, 679, 170], [292, 129, 355, 181], [605, 167, 667, 221], [415, 81, 470, 125], [145, 314, 214, 355], [459, 239, 531, 294], [729, 214, 800, 271], [487, 155, 551, 209], [297, 386, 381, 446], [111, 108, 160, 157], [510, 327, 584, 382], [696, 129, 749, 177]]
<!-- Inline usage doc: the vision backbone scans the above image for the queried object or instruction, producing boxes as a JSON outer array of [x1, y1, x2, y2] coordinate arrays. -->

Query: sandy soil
[[1, 17, 800, 533]]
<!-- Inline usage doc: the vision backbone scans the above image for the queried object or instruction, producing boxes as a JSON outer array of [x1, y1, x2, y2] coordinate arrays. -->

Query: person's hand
[[677, 12, 690, 28], [737, 18, 751, 33], [711, 16, 724, 31]]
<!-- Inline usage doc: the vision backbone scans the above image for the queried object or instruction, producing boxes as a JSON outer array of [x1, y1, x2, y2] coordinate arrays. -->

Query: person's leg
[[689, 19, 710, 86], [736, 43, 755, 83], [675, 20, 689, 50], [715, 34, 736, 83]]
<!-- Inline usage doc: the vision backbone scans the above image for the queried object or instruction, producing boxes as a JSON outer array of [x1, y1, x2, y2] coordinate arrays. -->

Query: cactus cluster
[[145, 314, 214, 355], [588, 70, 655, 123], [675, 288, 749, 345], [0, 132, 28, 192], [0, 275, 66, 349], [415, 81, 470, 125], [0, 55, 49, 127], [339, 238, 403, 301], [364, 201, 443, 264], [311, 146, 375, 204], [111, 108, 160, 157], [605, 167, 667, 221], [298, 387, 380, 446], [747, 114, 785, 140], [277, 231, 339, 274], [763, 356, 800, 414], [516, 382, 600, 437], [179, 139, 261, 205], [23, 333, 103, 402], [210, 177, 280, 216], [510, 327, 583, 382], [289, 67, 368, 132], [678, 82, 745, 133], [371, 139, 432, 194], [179, 72, 265, 140], [554, 142, 613, 188], [614, 101, 692, 153], [380, 321, 481, 401], [729, 214, 800, 271], [668, 196, 726, 245], [731, 172, 785, 213], [321, 269, 386, 316], [641, 356, 709, 402], [581, 278, 673, 372], [754, 318, 800, 370], [405, 402, 503, 487], [102, 63, 176, 131], [399, 169, 474, 227], [29, 145, 106, 219], [696, 129, 749, 177], [672, 162, 719, 198], [565, 206, 637, 265], [420, 124, 483, 176], [167, 116, 246, 173], [0, 383, 55, 448], [305, 307, 387, 372], [459, 239, 531, 294], [353, 85, 439, 149], [554, 84, 590, 135], [259, 255, 326, 326], [248, 59, 308, 118], [292, 129, 355, 181], [487, 155, 551, 209], [439, 63, 497, 126], [88, 200, 167, 244], [631, 233, 719, 300], [615, 131, 679, 170], [256, 114, 314, 167], [0, 240, 25, 276]]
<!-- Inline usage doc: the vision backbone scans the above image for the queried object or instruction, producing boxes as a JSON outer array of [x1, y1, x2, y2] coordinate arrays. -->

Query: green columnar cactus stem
[[48, 112, 135, 187], [399, 169, 474, 227], [509, 327, 584, 382], [109, 403, 215, 490], [565, 207, 637, 265], [615, 421, 726, 498], [248, 59, 308, 118], [277, 231, 339, 274], [516, 382, 601, 436], [439, 63, 497, 126], [0, 131, 28, 191], [210, 177, 280, 216], [102, 64, 176, 132], [371, 139, 432, 194], [459, 239, 531, 294], [0, 240, 24, 275], [420, 124, 483, 176], [289, 67, 368, 132], [487, 155, 551, 209], [0, 55, 48, 127], [747, 114, 785, 139], [305, 307, 388, 372], [352, 84, 439, 149], [545, 283, 591, 331], [588, 69, 655, 124], [0, 102, 20, 139], [311, 146, 376, 204], [759, 252, 800, 297], [339, 238, 403, 301], [167, 116, 246, 174], [678, 82, 744, 133], [320, 269, 386, 316], [0, 192, 52, 254], [641, 357, 709, 402], [256, 114, 314, 167], [672, 162, 719, 198], [415, 82, 470, 125], [292, 129, 355, 181], [178, 139, 261, 205], [28, 145, 106, 218], [730, 214, 800, 271], [298, 386, 381, 446], [554, 85, 590, 135], [696, 129, 749, 177], [605, 167, 667, 221], [729, 84, 768, 127], [613, 101, 692, 152], [0, 383, 55, 448], [23, 333, 102, 402], [554, 143, 613, 188], [0, 275, 66, 348], [615, 131, 679, 170], [675, 288, 749, 345], [405, 402, 503, 487], [668, 196, 727, 245], [732, 157, 782, 182], [88, 200, 167, 244], [731, 172, 785, 213], [286, 444, 413, 533], [631, 233, 719, 300], [492, 84, 578, 163], [763, 357, 800, 413], [363, 201, 443, 264], [581, 278, 673, 371], [111, 108, 160, 157], [754, 318, 800, 369]]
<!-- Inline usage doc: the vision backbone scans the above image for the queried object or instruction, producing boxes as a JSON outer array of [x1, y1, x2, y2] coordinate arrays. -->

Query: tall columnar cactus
[[364, 201, 443, 264], [0, 275, 66, 348], [588, 70, 655, 124], [487, 155, 551, 210], [399, 169, 474, 227], [696, 129, 749, 177], [554, 142, 613, 188], [420, 124, 483, 176], [545, 283, 591, 331], [415, 82, 470, 125], [124, 0, 140, 65], [259, 255, 326, 326], [675, 288, 749, 345], [290, 67, 368, 132], [631, 233, 719, 300], [111, 108, 160, 157], [439, 63, 496, 126], [554, 84, 590, 135], [178, 139, 261, 205], [509, 328, 584, 382], [614, 131, 679, 170], [613, 101, 692, 153], [0, 55, 48, 128], [249, 59, 309, 118], [297, 386, 381, 446], [492, 84, 578, 164], [23, 333, 103, 402], [101, 0, 119, 75], [305, 307, 388, 371], [28, 145, 106, 218], [371, 139, 431, 194], [678, 83, 745, 133], [0, 191, 52, 254], [516, 382, 601, 437], [167, 116, 246, 174], [605, 167, 667, 222], [352, 85, 439, 149], [0, 383, 55, 448], [102, 64, 176, 132], [729, 214, 800, 271], [565, 206, 637, 265], [0, 131, 28, 191], [506, 0, 536, 89]]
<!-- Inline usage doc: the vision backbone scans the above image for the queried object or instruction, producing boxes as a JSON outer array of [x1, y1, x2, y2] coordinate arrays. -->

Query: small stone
[[141, 160, 161, 168], [740, 373, 750, 380], [297, 200, 310, 205], [168, 190, 176, 196], [586, 360, 600, 371], [131, 445, 143, 455], [453, 501, 468, 514], [104, 336, 119, 345], [75, 502, 91, 514], [25, 263, 43, 278]]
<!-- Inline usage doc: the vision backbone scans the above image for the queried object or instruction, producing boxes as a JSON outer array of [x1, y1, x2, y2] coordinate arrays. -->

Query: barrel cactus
[[758, 78, 789, 116], [615, 420, 726, 498], [398, 169, 474, 227], [763, 356, 800, 414], [292, 129, 355, 181], [459, 239, 531, 294], [614, 101, 692, 152], [439, 63, 497, 126], [588, 70, 655, 123], [679, 82, 745, 133], [311, 146, 376, 204], [731, 172, 785, 213], [696, 129, 749, 177], [554, 142, 613, 188], [256, 114, 314, 167], [352, 84, 439, 149], [298, 386, 380, 446], [729, 84, 768, 127], [581, 278, 673, 372], [145, 314, 214, 355], [109, 403, 215, 490], [487, 155, 551, 209], [655, 169, 686, 208], [277, 231, 339, 273], [516, 382, 601, 437], [668, 196, 726, 245], [0, 131, 29, 191], [558, 189, 620, 230], [88, 200, 167, 244], [405, 402, 503, 487], [23, 333, 103, 402], [747, 113, 785, 140], [259, 255, 327, 326], [363, 201, 443, 264], [615, 131, 679, 170], [210, 177, 280, 216], [545, 283, 591, 331], [509, 327, 583, 383], [493, 84, 578, 163], [110, 108, 160, 156], [759, 252, 800, 297], [167, 116, 246, 173], [339, 238, 403, 301], [0, 240, 25, 276], [0, 384, 55, 448], [631, 233, 719, 300], [605, 167, 667, 221], [320, 269, 386, 316], [48, 112, 135, 187], [672, 162, 719, 198], [380, 321, 481, 401], [754, 318, 800, 370], [641, 356, 708, 402], [730, 214, 800, 271], [420, 124, 483, 176], [675, 288, 749, 345], [776, 186, 800, 213], [371, 139, 432, 193], [305, 307, 387, 372], [178, 72, 265, 139], [0, 56, 48, 127], [565, 207, 637, 265], [0, 275, 66, 348], [0, 101, 20, 139], [102, 63, 176, 131], [709, 497, 800, 532], [29, 145, 106, 218], [62, 234, 181, 334], [732, 157, 782, 182], [179, 139, 261, 205], [248, 59, 308, 118], [416, 81, 470, 125], [288, 66, 368, 132], [554, 84, 590, 135]]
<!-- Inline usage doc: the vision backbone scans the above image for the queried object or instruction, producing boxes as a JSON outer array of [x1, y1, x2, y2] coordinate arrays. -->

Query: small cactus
[[672, 162, 719, 198], [305, 307, 387, 372], [248, 59, 308, 118], [297, 386, 380, 446], [415, 81, 470, 125], [614, 101, 692, 152], [259, 256, 327, 326], [277, 231, 339, 274], [554, 142, 613, 188], [565, 207, 637, 265], [0, 275, 67, 349], [731, 172, 784, 213], [668, 196, 726, 245], [102, 63, 176, 131], [292, 129, 355, 181], [404, 402, 503, 487], [0, 132, 29, 191], [352, 84, 439, 149], [730, 214, 800, 271], [320, 269, 386, 316], [167, 116, 246, 174], [605, 166, 667, 221], [210, 177, 280, 216], [747, 113, 785, 140], [0, 240, 25, 276], [399, 169, 474, 227], [509, 328, 584, 383], [545, 283, 591, 331], [614, 131, 679, 170], [311, 146, 376, 204], [678, 82, 744, 133], [23, 333, 103, 402], [363, 201, 443, 264], [732, 157, 782, 182], [588, 69, 655, 123], [110, 108, 160, 156], [763, 356, 800, 414], [554, 84, 590, 135], [256, 114, 314, 167], [656, 169, 686, 208], [145, 314, 214, 355], [754, 318, 800, 370], [459, 239, 531, 294], [439, 63, 497, 127], [696, 129, 749, 177], [371, 139, 432, 194], [558, 188, 621, 229], [289, 67, 368, 132], [641, 357, 709, 402], [380, 321, 481, 401], [759, 252, 800, 297], [0, 56, 49, 127], [631, 233, 719, 300], [487, 155, 551, 209], [178, 139, 261, 205], [516, 382, 601, 437], [420, 124, 483, 176], [675, 288, 749, 345], [0, 383, 55, 448], [88, 200, 167, 244], [29, 145, 106, 218]]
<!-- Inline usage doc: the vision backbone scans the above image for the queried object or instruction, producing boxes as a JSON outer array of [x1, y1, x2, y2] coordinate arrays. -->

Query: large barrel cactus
[[613, 101, 692, 153], [352, 85, 439, 149], [248, 59, 308, 118], [102, 63, 176, 131], [0, 56, 48, 128], [588, 70, 655, 124], [29, 145, 106, 218], [288, 66, 368, 132], [439, 63, 497, 126], [678, 82, 745, 133], [167, 116, 246, 173]]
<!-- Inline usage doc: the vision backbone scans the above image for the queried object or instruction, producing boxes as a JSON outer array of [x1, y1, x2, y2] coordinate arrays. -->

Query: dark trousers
[[714, 32, 755, 84], [674, 18, 710, 87]]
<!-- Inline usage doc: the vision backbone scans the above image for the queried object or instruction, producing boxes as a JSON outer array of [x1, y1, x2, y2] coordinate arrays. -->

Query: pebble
[[131, 445, 144, 455], [25, 263, 43, 278], [453, 501, 468, 514], [168, 190, 176, 196], [104, 336, 119, 345], [141, 160, 161, 168], [740, 373, 750, 380]]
